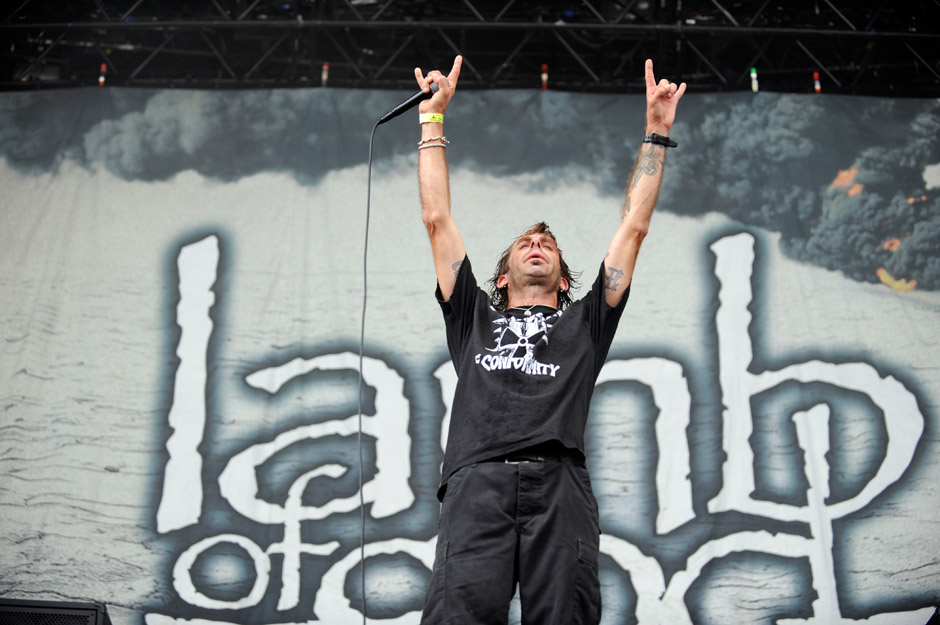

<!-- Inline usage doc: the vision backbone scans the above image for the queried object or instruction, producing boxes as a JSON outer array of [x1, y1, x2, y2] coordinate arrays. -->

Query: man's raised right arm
[[416, 56, 466, 302]]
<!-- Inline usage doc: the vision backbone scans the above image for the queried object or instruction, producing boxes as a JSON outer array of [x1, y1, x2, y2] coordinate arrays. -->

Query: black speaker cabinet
[[0, 599, 112, 625]]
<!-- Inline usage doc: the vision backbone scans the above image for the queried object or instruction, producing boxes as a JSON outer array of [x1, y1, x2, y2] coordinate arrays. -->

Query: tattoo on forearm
[[621, 195, 632, 219], [631, 147, 663, 190], [604, 266, 624, 292], [452, 260, 463, 277]]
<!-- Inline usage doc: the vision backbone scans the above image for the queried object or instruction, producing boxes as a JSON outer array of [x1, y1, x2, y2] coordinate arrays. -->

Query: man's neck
[[505, 286, 558, 310]]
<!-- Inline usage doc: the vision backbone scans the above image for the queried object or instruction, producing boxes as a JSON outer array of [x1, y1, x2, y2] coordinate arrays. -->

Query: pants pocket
[[420, 539, 449, 624], [571, 537, 602, 625]]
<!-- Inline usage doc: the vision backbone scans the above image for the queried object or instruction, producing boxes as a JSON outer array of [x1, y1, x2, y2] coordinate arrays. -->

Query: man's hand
[[644, 59, 686, 135], [415, 56, 463, 115]]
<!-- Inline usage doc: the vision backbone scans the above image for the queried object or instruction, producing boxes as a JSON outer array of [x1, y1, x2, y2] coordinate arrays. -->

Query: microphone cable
[[357, 81, 437, 625], [357, 119, 381, 625]]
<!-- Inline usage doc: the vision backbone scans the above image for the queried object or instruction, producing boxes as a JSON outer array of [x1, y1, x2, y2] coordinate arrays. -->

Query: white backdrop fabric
[[1, 86, 938, 625]]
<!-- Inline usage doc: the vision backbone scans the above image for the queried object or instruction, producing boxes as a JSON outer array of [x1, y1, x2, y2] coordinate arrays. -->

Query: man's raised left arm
[[603, 59, 686, 307]]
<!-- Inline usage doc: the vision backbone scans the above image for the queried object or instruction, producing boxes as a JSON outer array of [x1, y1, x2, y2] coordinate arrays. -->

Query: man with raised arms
[[414, 55, 685, 624]]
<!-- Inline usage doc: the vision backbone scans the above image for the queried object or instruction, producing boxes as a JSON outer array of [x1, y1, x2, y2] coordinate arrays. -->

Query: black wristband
[[643, 133, 678, 148]]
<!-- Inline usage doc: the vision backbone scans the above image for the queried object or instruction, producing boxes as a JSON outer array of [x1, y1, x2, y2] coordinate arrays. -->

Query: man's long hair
[[487, 222, 581, 311]]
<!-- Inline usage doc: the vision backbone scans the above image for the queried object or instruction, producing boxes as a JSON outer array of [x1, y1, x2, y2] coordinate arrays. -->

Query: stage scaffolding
[[2, 0, 938, 96]]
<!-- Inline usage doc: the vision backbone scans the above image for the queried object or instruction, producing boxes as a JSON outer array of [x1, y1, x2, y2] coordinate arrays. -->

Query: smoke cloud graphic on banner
[[1, 89, 938, 290]]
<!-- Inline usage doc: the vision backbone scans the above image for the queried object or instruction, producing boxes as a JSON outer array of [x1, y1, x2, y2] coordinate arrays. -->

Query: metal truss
[[1, 0, 938, 96]]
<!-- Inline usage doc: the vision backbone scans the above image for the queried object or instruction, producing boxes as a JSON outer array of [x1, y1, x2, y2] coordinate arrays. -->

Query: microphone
[[377, 82, 439, 126]]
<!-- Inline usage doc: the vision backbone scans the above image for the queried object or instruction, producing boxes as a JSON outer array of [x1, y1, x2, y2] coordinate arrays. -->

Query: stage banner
[[1, 84, 938, 625]]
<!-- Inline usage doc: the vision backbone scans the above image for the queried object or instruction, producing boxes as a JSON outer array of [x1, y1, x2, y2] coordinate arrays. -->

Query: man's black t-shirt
[[435, 255, 629, 500]]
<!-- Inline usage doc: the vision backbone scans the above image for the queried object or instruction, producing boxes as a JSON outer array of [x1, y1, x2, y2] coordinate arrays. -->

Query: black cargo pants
[[420, 457, 601, 625]]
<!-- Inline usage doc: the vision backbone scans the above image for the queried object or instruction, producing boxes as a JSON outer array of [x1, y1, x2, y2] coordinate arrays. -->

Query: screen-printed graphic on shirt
[[473, 309, 562, 377]]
